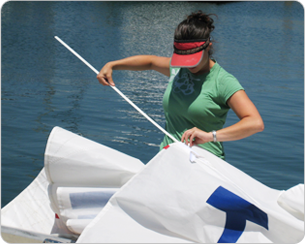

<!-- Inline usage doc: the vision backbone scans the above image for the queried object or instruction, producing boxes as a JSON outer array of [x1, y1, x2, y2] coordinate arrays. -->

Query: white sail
[[77, 143, 304, 243]]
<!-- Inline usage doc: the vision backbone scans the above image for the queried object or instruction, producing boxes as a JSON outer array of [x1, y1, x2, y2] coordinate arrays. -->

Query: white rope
[[55, 36, 178, 143]]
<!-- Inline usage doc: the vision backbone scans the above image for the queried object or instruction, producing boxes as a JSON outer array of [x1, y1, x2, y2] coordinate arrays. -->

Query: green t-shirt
[[160, 61, 244, 159]]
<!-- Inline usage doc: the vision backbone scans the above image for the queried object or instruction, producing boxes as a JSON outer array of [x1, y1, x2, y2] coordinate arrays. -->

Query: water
[[1, 1, 303, 207]]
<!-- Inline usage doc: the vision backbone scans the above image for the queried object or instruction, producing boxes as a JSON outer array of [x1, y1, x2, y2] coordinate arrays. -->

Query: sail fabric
[[1, 169, 55, 234], [44, 126, 144, 234], [1, 126, 145, 237], [77, 142, 304, 243], [44, 126, 144, 187]]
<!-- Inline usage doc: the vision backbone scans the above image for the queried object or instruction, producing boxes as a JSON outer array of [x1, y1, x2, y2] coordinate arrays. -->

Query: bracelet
[[212, 130, 217, 143]]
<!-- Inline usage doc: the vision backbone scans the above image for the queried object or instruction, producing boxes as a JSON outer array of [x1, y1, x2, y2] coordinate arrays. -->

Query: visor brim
[[170, 50, 204, 68]]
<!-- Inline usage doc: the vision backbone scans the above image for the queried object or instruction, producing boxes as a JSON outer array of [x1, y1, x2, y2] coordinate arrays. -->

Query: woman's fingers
[[181, 128, 196, 146], [181, 127, 211, 147], [181, 130, 189, 144], [189, 132, 197, 147], [104, 76, 115, 86], [97, 64, 115, 86], [97, 73, 115, 86]]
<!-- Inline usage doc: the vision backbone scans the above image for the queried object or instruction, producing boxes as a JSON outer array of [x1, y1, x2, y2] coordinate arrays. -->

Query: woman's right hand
[[96, 56, 170, 86], [97, 62, 115, 86]]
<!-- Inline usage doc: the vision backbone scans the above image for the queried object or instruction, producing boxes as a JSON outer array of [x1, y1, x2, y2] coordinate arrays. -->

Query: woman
[[97, 11, 264, 159]]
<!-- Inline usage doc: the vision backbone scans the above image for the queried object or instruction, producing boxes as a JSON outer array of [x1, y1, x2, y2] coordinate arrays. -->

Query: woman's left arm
[[216, 90, 264, 142], [181, 90, 264, 146]]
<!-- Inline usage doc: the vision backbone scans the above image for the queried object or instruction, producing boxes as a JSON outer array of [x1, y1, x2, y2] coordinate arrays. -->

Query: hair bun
[[187, 11, 215, 32]]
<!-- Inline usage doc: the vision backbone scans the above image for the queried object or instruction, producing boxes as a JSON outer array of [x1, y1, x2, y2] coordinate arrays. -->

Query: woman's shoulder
[[213, 61, 240, 86], [213, 62, 244, 103]]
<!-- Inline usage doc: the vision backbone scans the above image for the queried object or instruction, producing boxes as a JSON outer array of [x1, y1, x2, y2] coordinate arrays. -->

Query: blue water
[[1, 1, 303, 207]]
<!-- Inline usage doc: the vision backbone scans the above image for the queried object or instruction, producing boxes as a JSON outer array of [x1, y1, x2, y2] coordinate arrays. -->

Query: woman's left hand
[[181, 127, 213, 147]]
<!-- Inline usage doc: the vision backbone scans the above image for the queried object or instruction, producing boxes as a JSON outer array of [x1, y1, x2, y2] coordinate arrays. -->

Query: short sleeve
[[218, 73, 244, 105]]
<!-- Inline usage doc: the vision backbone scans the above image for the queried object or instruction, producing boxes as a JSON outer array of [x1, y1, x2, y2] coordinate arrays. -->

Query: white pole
[[54, 36, 179, 143]]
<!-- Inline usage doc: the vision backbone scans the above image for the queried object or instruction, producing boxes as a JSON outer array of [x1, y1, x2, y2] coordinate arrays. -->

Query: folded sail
[[44, 126, 144, 234]]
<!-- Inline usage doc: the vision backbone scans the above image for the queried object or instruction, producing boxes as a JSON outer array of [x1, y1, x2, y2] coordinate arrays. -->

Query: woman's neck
[[195, 59, 215, 75]]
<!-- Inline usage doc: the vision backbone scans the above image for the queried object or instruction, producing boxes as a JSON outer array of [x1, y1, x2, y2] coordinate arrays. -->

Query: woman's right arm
[[97, 55, 171, 86]]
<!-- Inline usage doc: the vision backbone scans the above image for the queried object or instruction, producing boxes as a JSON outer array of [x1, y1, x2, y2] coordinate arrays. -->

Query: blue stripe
[[70, 191, 115, 209], [207, 186, 268, 243]]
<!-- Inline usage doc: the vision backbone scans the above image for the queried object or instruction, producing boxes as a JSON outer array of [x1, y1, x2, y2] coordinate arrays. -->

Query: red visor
[[171, 41, 206, 68]]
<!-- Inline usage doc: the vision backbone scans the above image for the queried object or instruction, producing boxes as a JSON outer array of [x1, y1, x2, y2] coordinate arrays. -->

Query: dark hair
[[174, 11, 217, 56]]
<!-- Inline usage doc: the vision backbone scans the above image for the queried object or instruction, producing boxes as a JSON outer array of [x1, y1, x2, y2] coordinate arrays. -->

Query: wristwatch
[[212, 130, 217, 143]]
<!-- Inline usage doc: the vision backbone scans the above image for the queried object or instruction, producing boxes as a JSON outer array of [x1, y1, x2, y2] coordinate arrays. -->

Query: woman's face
[[187, 43, 212, 75]]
